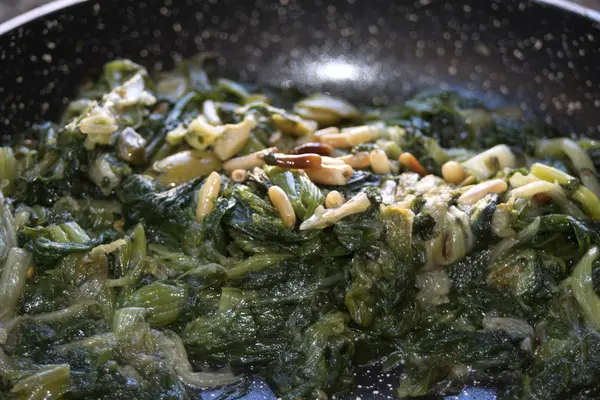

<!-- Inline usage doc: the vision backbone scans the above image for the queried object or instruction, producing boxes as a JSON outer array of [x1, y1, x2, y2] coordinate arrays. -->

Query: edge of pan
[[0, 0, 599, 39]]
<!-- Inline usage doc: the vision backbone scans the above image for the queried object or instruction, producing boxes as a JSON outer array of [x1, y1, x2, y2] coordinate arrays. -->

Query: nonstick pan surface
[[0, 0, 599, 398]]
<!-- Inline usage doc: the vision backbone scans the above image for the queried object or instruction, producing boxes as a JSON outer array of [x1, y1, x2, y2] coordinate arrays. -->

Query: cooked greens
[[1, 58, 600, 400]]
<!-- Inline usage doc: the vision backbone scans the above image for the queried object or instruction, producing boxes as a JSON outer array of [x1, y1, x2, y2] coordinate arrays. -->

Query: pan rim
[[0, 0, 598, 38], [537, 0, 600, 20], [0, 0, 88, 36]]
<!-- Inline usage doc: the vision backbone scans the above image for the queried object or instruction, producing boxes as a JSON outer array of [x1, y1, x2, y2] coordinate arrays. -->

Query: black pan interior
[[0, 0, 599, 398], [0, 0, 600, 141]]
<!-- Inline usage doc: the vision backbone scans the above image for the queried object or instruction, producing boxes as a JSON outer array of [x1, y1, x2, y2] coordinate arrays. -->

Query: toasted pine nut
[[381, 180, 397, 204], [305, 164, 353, 185], [222, 147, 277, 173], [26, 265, 35, 280], [290, 142, 333, 156], [319, 133, 351, 148], [370, 149, 391, 174], [399, 152, 428, 177], [321, 156, 346, 166], [325, 190, 345, 208], [339, 151, 371, 169], [268, 186, 296, 228], [263, 153, 322, 169], [319, 125, 379, 148], [458, 179, 508, 205], [231, 169, 249, 183], [312, 127, 339, 141], [196, 172, 222, 222], [341, 125, 380, 145], [441, 161, 467, 184]]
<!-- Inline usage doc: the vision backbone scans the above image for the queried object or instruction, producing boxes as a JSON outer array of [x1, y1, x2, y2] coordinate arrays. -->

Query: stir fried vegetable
[[1, 58, 600, 400]]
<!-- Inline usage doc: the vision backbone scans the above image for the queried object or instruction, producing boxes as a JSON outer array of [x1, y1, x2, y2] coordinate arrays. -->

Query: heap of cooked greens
[[2, 57, 600, 400]]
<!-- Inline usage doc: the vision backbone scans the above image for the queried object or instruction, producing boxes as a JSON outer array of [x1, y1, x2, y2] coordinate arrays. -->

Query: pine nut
[[319, 133, 351, 148], [312, 127, 339, 141], [319, 125, 379, 148], [222, 147, 277, 173], [300, 192, 371, 230], [231, 169, 249, 183], [441, 161, 467, 184], [341, 125, 380, 146], [399, 152, 428, 177], [305, 164, 353, 186], [325, 190, 345, 208], [458, 179, 508, 205], [370, 149, 391, 174], [268, 186, 296, 228], [339, 151, 371, 169], [263, 153, 322, 169], [321, 156, 346, 166]]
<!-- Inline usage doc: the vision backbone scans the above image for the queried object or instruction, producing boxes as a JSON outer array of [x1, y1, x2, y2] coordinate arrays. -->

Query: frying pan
[[0, 0, 599, 398]]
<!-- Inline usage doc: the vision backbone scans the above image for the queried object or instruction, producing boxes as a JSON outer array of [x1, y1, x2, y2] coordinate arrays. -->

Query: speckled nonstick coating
[[0, 0, 599, 398]]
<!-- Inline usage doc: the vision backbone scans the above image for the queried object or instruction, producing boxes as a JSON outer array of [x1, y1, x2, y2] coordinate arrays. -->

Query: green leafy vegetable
[[569, 246, 600, 330], [0, 248, 32, 319], [122, 282, 187, 326], [2, 58, 600, 400], [265, 167, 324, 220]]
